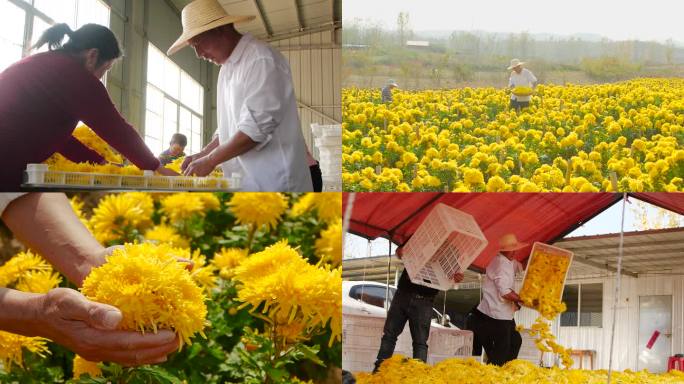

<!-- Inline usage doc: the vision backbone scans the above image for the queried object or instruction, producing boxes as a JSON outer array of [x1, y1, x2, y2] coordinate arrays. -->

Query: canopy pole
[[342, 193, 356, 252], [607, 193, 628, 383], [386, 238, 392, 313]]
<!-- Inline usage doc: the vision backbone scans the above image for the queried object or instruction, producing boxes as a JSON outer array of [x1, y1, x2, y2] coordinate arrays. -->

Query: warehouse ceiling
[[167, 0, 342, 41]]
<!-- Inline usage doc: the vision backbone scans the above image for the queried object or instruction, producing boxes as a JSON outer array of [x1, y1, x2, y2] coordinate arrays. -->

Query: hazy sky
[[344, 0, 684, 43], [344, 198, 684, 259]]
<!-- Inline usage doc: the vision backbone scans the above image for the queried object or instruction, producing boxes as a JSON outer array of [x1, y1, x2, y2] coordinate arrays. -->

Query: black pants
[[510, 99, 530, 111], [467, 308, 521, 366], [374, 291, 433, 372], [309, 163, 322, 192]]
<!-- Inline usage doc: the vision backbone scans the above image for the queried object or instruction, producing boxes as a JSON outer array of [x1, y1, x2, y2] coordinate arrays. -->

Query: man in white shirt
[[466, 233, 526, 366], [167, 0, 313, 192], [507, 58, 537, 111]]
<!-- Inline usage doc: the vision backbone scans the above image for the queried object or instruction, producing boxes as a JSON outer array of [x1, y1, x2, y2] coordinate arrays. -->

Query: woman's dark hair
[[33, 23, 122, 66]]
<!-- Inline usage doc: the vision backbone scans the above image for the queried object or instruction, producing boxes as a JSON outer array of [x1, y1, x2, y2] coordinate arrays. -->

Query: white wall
[[514, 273, 684, 371]]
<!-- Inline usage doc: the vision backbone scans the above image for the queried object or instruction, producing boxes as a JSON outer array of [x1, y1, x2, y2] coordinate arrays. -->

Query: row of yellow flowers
[[343, 78, 684, 192]]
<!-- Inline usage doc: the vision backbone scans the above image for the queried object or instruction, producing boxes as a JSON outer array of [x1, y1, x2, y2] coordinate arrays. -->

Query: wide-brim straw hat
[[507, 58, 525, 70], [499, 233, 528, 252], [167, 0, 255, 56]]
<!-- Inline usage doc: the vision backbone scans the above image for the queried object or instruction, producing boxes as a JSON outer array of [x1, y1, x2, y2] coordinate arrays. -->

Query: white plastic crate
[[402, 203, 488, 290], [315, 136, 342, 147], [23, 164, 241, 191], [311, 123, 342, 138], [343, 312, 474, 373]]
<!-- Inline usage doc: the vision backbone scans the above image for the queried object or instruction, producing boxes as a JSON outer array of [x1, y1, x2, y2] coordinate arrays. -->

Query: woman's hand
[[31, 288, 179, 366], [155, 166, 179, 176]]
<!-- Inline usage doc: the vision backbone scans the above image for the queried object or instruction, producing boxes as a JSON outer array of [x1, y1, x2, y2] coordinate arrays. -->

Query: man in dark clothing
[[381, 79, 399, 103], [373, 246, 464, 372], [158, 133, 187, 166]]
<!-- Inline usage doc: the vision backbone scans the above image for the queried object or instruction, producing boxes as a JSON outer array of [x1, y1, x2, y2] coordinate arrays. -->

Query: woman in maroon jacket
[[0, 23, 176, 190]]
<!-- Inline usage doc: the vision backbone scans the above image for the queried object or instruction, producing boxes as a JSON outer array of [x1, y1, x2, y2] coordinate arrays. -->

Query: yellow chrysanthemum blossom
[[144, 223, 190, 249], [72, 355, 102, 378], [0, 331, 50, 371], [187, 250, 218, 293], [13, 270, 62, 294], [358, 354, 684, 383], [343, 79, 684, 192], [0, 250, 51, 288], [160, 193, 209, 223], [519, 248, 573, 367], [72, 124, 123, 163], [234, 241, 342, 346], [228, 193, 288, 230], [212, 248, 249, 279], [89, 194, 153, 244], [291, 193, 342, 223], [315, 220, 342, 265], [81, 243, 208, 348]]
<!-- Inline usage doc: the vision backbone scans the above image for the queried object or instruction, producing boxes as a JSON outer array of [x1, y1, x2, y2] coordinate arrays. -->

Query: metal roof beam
[[251, 0, 273, 38]]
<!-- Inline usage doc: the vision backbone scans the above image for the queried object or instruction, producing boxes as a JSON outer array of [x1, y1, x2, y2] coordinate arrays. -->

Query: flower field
[[0, 192, 342, 384], [342, 78, 684, 192], [357, 355, 684, 383]]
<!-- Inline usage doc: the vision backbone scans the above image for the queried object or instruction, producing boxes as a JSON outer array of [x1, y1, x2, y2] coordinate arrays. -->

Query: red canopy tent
[[343, 193, 684, 272]]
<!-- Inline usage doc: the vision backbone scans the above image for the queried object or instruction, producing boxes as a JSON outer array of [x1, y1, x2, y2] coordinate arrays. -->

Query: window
[[349, 284, 395, 309], [145, 43, 204, 156], [561, 283, 603, 327], [0, 0, 110, 72]]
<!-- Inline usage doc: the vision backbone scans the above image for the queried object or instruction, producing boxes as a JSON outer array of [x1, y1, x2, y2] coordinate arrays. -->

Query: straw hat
[[387, 79, 399, 88], [498, 233, 528, 252], [167, 0, 255, 56], [507, 58, 525, 70]]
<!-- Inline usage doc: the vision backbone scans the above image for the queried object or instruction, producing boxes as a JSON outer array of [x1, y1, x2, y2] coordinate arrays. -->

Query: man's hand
[[502, 290, 521, 303], [452, 272, 464, 283], [180, 155, 197, 172], [183, 156, 216, 177], [156, 166, 179, 177], [33, 288, 178, 366]]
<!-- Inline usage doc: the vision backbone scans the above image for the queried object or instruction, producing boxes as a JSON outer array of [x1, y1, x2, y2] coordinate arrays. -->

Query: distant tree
[[630, 200, 683, 231], [396, 12, 412, 47]]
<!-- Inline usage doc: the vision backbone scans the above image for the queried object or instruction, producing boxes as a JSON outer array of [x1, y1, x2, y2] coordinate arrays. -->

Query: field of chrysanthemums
[[0, 192, 342, 384], [342, 78, 684, 192]]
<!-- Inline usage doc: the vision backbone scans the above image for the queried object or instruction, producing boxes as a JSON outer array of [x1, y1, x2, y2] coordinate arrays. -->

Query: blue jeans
[[373, 291, 434, 372]]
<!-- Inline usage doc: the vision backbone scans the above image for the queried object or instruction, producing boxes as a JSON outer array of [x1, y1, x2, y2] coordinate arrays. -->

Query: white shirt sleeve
[[0, 193, 26, 216], [237, 57, 290, 144], [490, 257, 515, 297]]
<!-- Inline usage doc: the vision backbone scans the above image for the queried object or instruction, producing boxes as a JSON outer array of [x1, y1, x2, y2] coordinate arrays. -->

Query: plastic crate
[[23, 164, 241, 191], [402, 203, 488, 290], [315, 136, 342, 147], [342, 312, 474, 373], [311, 123, 342, 138], [519, 242, 574, 311]]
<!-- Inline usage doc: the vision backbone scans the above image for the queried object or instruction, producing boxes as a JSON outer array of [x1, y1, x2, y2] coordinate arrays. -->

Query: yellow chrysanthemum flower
[[315, 220, 342, 265], [291, 193, 342, 223], [0, 331, 50, 371], [212, 248, 249, 279], [359, 354, 684, 383], [234, 241, 342, 346], [144, 223, 190, 249], [0, 250, 51, 288], [72, 355, 102, 378], [13, 270, 62, 294], [160, 193, 208, 223], [72, 124, 123, 163], [81, 243, 208, 348], [228, 193, 288, 230], [89, 194, 153, 244]]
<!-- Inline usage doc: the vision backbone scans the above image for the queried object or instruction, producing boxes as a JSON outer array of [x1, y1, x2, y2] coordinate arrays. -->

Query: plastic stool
[[667, 356, 684, 372]]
